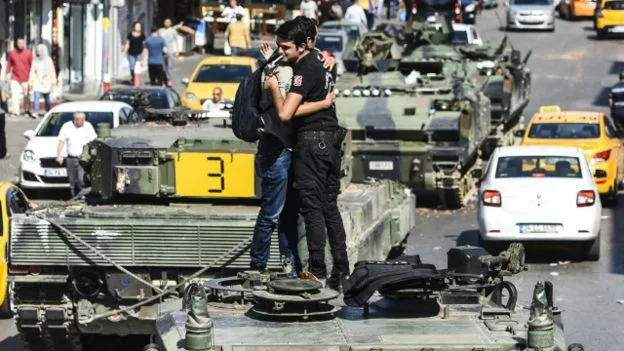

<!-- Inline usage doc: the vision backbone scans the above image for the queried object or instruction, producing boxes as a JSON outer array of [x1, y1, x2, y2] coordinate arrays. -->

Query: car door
[[603, 115, 624, 180], [0, 186, 31, 312]]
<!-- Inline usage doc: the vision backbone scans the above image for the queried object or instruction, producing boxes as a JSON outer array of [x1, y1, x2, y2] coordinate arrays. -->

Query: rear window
[[512, 0, 551, 4], [604, 1, 624, 9], [452, 30, 469, 45], [317, 35, 344, 52], [495, 156, 582, 178], [37, 112, 114, 137], [528, 123, 600, 139], [193, 64, 252, 83]]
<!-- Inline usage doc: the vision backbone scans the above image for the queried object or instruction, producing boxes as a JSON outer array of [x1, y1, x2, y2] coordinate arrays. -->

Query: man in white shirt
[[221, 0, 246, 24], [56, 112, 98, 197], [344, 0, 368, 28], [300, 0, 319, 21], [202, 87, 224, 111]]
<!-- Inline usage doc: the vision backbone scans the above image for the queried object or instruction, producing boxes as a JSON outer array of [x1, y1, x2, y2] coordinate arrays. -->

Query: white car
[[20, 101, 134, 190], [476, 146, 601, 261], [452, 23, 484, 46]]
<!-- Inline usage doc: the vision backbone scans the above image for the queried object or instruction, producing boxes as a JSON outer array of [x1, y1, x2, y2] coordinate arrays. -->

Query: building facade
[[3, 0, 155, 96]]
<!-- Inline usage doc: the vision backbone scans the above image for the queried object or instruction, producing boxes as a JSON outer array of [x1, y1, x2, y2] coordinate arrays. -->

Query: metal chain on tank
[[34, 214, 253, 324]]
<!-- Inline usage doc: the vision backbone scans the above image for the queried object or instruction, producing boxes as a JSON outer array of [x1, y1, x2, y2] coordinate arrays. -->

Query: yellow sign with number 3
[[174, 152, 256, 198]]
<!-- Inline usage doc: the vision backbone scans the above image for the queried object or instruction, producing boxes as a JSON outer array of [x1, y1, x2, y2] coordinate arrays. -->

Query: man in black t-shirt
[[264, 19, 349, 290]]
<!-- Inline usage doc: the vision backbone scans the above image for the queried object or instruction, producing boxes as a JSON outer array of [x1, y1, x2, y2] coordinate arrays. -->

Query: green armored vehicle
[[7, 114, 416, 350], [149, 243, 584, 351], [337, 17, 530, 207]]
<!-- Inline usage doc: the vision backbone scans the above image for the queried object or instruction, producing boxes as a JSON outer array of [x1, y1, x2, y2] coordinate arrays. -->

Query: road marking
[[601, 215, 610, 219], [534, 74, 582, 82]]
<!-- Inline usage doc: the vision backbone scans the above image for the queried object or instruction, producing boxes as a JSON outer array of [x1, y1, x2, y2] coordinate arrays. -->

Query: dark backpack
[[231, 62, 268, 143]]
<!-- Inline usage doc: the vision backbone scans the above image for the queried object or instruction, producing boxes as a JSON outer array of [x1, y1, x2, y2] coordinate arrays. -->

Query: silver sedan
[[506, 0, 556, 31]]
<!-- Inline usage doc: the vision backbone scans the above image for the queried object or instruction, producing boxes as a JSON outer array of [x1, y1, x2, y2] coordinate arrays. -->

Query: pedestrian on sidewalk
[[221, 0, 245, 24], [225, 14, 251, 56], [0, 64, 9, 160], [144, 26, 168, 86], [29, 44, 56, 117], [56, 112, 97, 198], [5, 37, 33, 117], [123, 22, 146, 87], [159, 18, 177, 87], [300, 0, 319, 22]]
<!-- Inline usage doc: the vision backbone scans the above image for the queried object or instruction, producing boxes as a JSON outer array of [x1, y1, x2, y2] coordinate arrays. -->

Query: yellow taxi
[[180, 56, 257, 110], [0, 182, 33, 318], [559, 0, 597, 20], [518, 106, 624, 202], [596, 0, 624, 39]]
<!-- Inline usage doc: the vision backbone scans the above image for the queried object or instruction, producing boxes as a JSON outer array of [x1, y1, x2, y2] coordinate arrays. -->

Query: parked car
[[506, 0, 556, 31], [180, 56, 256, 110], [19, 101, 133, 190], [452, 23, 484, 45], [100, 86, 183, 110], [319, 20, 368, 39], [0, 182, 32, 318], [476, 145, 601, 261], [518, 106, 623, 203], [461, 0, 479, 23], [316, 29, 350, 76]]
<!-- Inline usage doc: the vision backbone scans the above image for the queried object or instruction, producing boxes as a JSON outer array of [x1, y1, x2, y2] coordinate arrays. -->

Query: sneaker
[[327, 273, 348, 294]]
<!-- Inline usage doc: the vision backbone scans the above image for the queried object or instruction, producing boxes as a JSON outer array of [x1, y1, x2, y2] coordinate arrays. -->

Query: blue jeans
[[127, 54, 141, 78], [250, 142, 301, 276], [32, 91, 51, 113]]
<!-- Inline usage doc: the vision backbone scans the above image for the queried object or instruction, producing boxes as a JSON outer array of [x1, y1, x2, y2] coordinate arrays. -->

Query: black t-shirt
[[289, 51, 338, 133], [127, 32, 146, 56]]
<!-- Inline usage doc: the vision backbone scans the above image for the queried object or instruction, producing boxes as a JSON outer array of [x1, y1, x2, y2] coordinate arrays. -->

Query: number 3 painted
[[207, 157, 225, 193]]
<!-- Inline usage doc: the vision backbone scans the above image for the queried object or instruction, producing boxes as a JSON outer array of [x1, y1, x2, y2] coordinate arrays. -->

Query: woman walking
[[29, 44, 56, 117], [123, 22, 146, 86]]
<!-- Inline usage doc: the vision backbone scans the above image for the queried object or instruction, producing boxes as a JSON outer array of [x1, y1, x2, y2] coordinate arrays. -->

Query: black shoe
[[327, 272, 348, 294]]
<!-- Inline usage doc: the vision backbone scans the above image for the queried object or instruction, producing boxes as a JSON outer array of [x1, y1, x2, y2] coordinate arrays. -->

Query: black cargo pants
[[293, 128, 349, 279]]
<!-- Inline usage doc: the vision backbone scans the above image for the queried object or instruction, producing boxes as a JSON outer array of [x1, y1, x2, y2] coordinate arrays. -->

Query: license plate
[[518, 224, 561, 233], [369, 161, 394, 171], [43, 168, 67, 177], [610, 26, 624, 33], [174, 152, 256, 198]]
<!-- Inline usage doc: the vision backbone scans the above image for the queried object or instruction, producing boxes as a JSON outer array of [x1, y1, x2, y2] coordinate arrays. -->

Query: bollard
[[184, 283, 214, 351], [527, 281, 554, 349]]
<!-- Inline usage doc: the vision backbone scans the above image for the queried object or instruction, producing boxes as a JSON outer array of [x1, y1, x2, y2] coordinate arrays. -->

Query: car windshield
[[604, 0, 624, 9], [512, 0, 551, 5], [193, 64, 252, 83], [452, 30, 469, 45], [528, 123, 600, 139], [317, 35, 344, 52], [101, 92, 170, 109], [495, 156, 582, 178], [37, 112, 114, 137]]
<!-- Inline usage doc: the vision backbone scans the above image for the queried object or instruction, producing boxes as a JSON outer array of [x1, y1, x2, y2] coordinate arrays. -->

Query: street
[[1, 7, 624, 350]]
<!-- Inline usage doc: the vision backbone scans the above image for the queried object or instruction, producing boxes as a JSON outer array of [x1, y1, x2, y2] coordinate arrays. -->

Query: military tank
[[337, 16, 530, 208], [149, 243, 584, 351], [7, 113, 416, 350]]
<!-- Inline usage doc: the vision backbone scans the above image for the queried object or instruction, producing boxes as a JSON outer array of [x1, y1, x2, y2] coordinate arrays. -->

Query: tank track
[[16, 322, 83, 351], [13, 282, 84, 351]]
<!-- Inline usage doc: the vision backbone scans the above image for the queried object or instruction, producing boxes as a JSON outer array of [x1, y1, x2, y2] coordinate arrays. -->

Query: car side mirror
[[23, 130, 35, 140], [513, 129, 525, 138], [471, 169, 483, 179], [594, 169, 607, 178], [181, 78, 189, 86]]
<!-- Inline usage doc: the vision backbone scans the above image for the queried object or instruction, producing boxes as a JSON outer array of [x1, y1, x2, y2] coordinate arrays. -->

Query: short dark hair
[[275, 19, 308, 47], [151, 26, 159, 33], [295, 16, 317, 42], [236, 13, 243, 20]]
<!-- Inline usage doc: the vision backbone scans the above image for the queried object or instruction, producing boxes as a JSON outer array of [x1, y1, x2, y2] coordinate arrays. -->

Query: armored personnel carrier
[[7, 113, 416, 350], [337, 16, 530, 207], [150, 243, 584, 351]]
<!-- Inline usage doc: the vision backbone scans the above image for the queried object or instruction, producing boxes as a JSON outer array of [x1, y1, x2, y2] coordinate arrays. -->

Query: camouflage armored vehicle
[[337, 17, 531, 207], [150, 243, 584, 351], [7, 113, 416, 350]]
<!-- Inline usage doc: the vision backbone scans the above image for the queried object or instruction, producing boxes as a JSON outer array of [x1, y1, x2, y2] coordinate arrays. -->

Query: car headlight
[[22, 150, 37, 163], [185, 93, 198, 102], [465, 3, 476, 12]]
